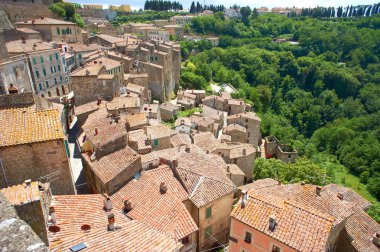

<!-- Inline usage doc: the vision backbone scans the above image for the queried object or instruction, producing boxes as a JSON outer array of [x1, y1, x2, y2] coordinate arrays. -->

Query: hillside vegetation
[[180, 13, 380, 221]]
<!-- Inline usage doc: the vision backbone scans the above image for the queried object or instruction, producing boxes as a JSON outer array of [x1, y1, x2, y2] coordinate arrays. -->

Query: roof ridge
[[177, 167, 235, 189], [189, 176, 204, 198], [284, 200, 335, 222]]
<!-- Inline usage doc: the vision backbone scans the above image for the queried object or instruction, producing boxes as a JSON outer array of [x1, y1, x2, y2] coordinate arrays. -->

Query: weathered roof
[[96, 34, 126, 44], [0, 9, 13, 31], [344, 208, 380, 252], [111, 165, 197, 239], [0, 108, 63, 147], [82, 146, 140, 184], [200, 105, 224, 122], [192, 131, 222, 153], [126, 83, 144, 94], [227, 111, 261, 122], [160, 101, 178, 112], [125, 112, 148, 129], [170, 133, 191, 147], [16, 17, 75, 25], [6, 39, 52, 54], [324, 184, 371, 210], [146, 125, 175, 139], [0, 182, 48, 205], [231, 190, 334, 252], [127, 129, 151, 153], [174, 146, 236, 207], [141, 146, 186, 165], [92, 57, 121, 71], [223, 123, 246, 133], [106, 96, 140, 111], [71, 64, 104, 77], [222, 143, 256, 159], [16, 27, 40, 34], [239, 178, 279, 192], [75, 101, 102, 116]]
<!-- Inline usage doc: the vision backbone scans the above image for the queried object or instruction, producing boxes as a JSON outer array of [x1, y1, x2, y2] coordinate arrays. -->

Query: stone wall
[[0, 56, 34, 95], [0, 93, 34, 108], [0, 2, 52, 23], [0, 192, 48, 252], [0, 140, 75, 195]]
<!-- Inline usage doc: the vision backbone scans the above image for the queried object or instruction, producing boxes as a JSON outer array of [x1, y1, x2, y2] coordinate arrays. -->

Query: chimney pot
[[160, 182, 167, 194], [49, 206, 57, 224], [373, 232, 380, 248], [107, 213, 115, 231], [269, 215, 277, 232], [185, 146, 190, 153], [172, 159, 178, 168], [301, 181, 305, 186], [337, 193, 344, 200], [103, 195, 112, 211], [316, 186, 322, 196], [242, 148, 246, 155], [94, 128, 98, 136], [241, 190, 248, 208], [226, 165, 230, 173], [21, 37, 26, 44], [123, 197, 132, 213]]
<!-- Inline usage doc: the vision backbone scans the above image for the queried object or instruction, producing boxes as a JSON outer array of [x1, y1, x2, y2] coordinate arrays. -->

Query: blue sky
[[68, 0, 378, 10]]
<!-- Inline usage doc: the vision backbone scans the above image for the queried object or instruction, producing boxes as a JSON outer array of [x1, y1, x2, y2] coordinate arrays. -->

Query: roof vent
[[160, 182, 167, 194], [316, 186, 322, 196], [123, 197, 132, 213], [103, 195, 112, 211], [269, 215, 277, 232], [241, 190, 248, 208], [373, 232, 380, 248], [48, 225, 60, 233], [81, 224, 91, 232], [107, 213, 115, 231], [337, 193, 344, 200]]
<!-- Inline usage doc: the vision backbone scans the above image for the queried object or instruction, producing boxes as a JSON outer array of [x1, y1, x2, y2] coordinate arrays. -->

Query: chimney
[[269, 215, 277, 232], [94, 128, 98, 136], [97, 98, 102, 106], [160, 182, 167, 194], [24, 179, 32, 187], [144, 138, 151, 146], [172, 159, 178, 168], [301, 181, 305, 186], [107, 213, 115, 231], [242, 148, 246, 155], [185, 146, 190, 153], [85, 69, 90, 76], [21, 36, 26, 44], [316, 186, 322, 196], [32, 43, 37, 50], [373, 232, 380, 248], [103, 195, 112, 211], [241, 190, 248, 208], [49, 206, 57, 224], [337, 193, 344, 200], [123, 197, 132, 213], [226, 165, 230, 173]]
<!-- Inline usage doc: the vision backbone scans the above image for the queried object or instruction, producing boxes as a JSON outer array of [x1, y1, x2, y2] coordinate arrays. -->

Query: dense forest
[[180, 13, 380, 221], [144, 0, 183, 11]]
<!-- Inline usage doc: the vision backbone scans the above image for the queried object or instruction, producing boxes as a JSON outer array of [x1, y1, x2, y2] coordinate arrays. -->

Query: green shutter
[[40, 56, 44, 63], [32, 58, 36, 65], [206, 207, 212, 218], [204, 226, 212, 239], [154, 139, 159, 146]]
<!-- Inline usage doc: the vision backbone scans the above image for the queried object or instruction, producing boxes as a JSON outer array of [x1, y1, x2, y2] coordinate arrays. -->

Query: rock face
[[0, 192, 49, 252]]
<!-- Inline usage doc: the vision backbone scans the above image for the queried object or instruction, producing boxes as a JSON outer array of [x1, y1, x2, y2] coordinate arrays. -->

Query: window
[[49, 55, 53, 61], [204, 226, 212, 239], [46, 80, 49, 87], [272, 245, 281, 252], [54, 78, 57, 85], [55, 53, 59, 60], [40, 56, 44, 63], [43, 69, 46, 76], [32, 57, 37, 65], [78, 53, 82, 59], [205, 207, 212, 219], [56, 27, 60, 35], [244, 232, 252, 243], [38, 83, 43, 90], [54, 66, 56, 73], [33, 83, 37, 91], [60, 76, 63, 82], [50, 66, 53, 74], [153, 139, 159, 146], [35, 70, 40, 78]]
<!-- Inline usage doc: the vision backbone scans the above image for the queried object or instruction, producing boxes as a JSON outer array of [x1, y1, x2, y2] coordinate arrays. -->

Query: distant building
[[264, 135, 298, 163], [16, 17, 84, 43], [83, 4, 103, 10], [224, 8, 242, 19], [170, 15, 196, 25], [227, 112, 261, 148]]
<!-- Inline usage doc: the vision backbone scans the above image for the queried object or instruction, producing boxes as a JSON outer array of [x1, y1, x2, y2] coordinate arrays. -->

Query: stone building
[[264, 135, 298, 163], [0, 1, 52, 23], [1, 181, 51, 244], [170, 15, 196, 25], [88, 34, 127, 48], [16, 17, 84, 43], [227, 112, 261, 148], [146, 124, 176, 151], [160, 101, 178, 121], [164, 25, 185, 39], [79, 109, 142, 195], [70, 64, 121, 106], [5, 39, 70, 97], [0, 191, 49, 252], [222, 123, 248, 143], [0, 106, 75, 195], [3, 28, 42, 42]]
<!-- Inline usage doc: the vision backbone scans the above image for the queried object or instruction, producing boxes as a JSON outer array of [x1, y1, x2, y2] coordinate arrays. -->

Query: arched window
[[48, 91, 52, 97], [62, 86, 65, 95], [56, 88, 60, 96]]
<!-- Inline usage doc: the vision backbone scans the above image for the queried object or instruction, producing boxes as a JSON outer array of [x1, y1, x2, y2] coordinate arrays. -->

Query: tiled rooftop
[[111, 165, 197, 239], [0, 181, 48, 205], [97, 34, 126, 44], [231, 191, 334, 252], [223, 123, 246, 133], [227, 111, 261, 121], [6, 39, 52, 54], [16, 27, 40, 34], [160, 101, 177, 111], [239, 178, 279, 192], [0, 108, 63, 147], [90, 56, 121, 71], [126, 83, 145, 94], [71, 64, 104, 77], [82, 146, 140, 184], [141, 146, 186, 165], [125, 112, 148, 129], [324, 184, 371, 210], [146, 125, 175, 139], [106, 96, 140, 111], [16, 17, 75, 25], [127, 129, 152, 153], [170, 133, 192, 147]]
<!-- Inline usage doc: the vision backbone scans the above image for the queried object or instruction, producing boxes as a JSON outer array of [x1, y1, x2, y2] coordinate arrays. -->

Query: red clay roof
[[0, 181, 48, 205], [111, 165, 197, 239]]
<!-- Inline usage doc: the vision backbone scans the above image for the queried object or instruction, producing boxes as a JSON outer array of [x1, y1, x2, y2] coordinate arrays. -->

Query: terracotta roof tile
[[170, 133, 191, 147], [0, 108, 63, 147], [71, 64, 104, 77], [223, 123, 246, 133], [126, 83, 145, 94], [82, 146, 141, 184], [0, 181, 48, 205], [160, 101, 178, 112], [106, 96, 140, 111], [96, 34, 126, 45], [111, 165, 197, 239], [141, 146, 186, 165], [146, 125, 175, 139], [227, 111, 261, 121], [127, 129, 152, 153], [125, 112, 148, 129], [324, 184, 371, 210], [16, 17, 75, 25], [239, 178, 279, 191]]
